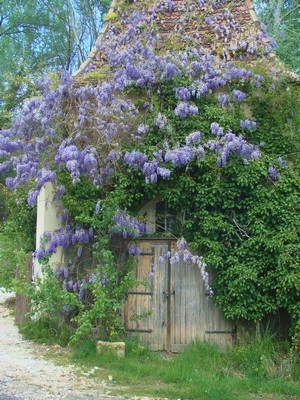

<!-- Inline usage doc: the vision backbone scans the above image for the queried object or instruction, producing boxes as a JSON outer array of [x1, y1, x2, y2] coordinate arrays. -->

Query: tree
[[0, 0, 110, 126], [253, 0, 300, 71]]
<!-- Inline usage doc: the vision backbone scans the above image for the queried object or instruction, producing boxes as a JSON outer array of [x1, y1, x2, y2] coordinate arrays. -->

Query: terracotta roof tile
[[74, 0, 277, 78]]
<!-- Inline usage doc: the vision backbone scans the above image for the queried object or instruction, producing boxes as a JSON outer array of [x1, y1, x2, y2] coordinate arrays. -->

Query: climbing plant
[[1, 0, 300, 346]]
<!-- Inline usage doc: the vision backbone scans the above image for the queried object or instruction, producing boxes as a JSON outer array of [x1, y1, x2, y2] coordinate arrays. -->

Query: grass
[[18, 316, 300, 399], [65, 337, 300, 400]]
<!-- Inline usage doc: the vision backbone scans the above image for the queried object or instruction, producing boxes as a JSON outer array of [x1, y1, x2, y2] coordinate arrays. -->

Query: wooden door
[[169, 242, 234, 351], [123, 240, 169, 350], [124, 239, 235, 351]]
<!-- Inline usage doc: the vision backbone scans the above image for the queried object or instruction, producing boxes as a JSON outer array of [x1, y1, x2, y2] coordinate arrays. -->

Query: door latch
[[163, 290, 175, 301]]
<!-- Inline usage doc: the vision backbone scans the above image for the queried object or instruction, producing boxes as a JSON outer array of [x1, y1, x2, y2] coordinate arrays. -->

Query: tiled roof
[[152, 0, 267, 57], [74, 0, 298, 82]]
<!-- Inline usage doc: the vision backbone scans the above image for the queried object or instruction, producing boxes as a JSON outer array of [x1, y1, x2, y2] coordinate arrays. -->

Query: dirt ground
[[0, 289, 157, 400]]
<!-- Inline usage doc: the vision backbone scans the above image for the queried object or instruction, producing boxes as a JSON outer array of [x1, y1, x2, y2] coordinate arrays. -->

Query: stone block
[[96, 341, 125, 357]]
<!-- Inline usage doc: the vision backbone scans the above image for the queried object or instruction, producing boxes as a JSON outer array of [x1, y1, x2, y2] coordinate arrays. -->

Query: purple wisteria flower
[[34, 225, 93, 260], [277, 157, 287, 166], [112, 211, 149, 239], [72, 228, 90, 244], [197, 0, 205, 6], [211, 122, 224, 136], [77, 246, 83, 258], [86, 273, 97, 284], [157, 167, 171, 179], [37, 168, 56, 191], [162, 63, 181, 80], [167, 0, 174, 12], [137, 124, 149, 135], [53, 185, 66, 201], [178, 238, 187, 250], [0, 160, 13, 174], [218, 94, 230, 107], [27, 189, 39, 207], [165, 146, 195, 167], [155, 113, 167, 128], [186, 131, 201, 146], [106, 150, 122, 163], [170, 239, 213, 294], [240, 119, 257, 130], [240, 119, 251, 130], [232, 89, 246, 102], [207, 130, 260, 167], [63, 279, 74, 291], [95, 201, 101, 214], [128, 244, 141, 256], [175, 87, 191, 101], [204, 16, 213, 26], [251, 74, 264, 88], [268, 166, 279, 180], [54, 266, 69, 280], [158, 256, 165, 265], [124, 151, 148, 170], [174, 102, 199, 119], [33, 248, 45, 260]]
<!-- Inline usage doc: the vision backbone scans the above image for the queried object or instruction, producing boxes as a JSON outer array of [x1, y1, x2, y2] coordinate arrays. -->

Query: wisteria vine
[[0, 0, 285, 295]]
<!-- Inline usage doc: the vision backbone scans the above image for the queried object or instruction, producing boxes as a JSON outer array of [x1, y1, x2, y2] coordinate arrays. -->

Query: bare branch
[[280, 5, 300, 23]]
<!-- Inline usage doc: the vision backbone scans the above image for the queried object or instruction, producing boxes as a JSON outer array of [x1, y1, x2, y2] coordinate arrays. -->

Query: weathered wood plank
[[170, 258, 234, 350], [124, 241, 168, 350], [124, 239, 234, 351]]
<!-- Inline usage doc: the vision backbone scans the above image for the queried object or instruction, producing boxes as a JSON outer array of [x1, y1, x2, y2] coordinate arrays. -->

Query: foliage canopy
[[0, 0, 110, 126]]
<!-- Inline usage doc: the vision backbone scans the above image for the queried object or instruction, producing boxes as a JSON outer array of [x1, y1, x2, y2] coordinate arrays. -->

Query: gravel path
[[0, 289, 156, 400]]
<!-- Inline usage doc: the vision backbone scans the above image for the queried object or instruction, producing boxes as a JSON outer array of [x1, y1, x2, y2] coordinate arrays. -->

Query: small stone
[[97, 340, 125, 357]]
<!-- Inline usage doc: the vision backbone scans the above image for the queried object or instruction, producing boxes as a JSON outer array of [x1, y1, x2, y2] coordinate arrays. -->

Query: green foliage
[[24, 265, 80, 344], [52, 71, 300, 348], [97, 72, 300, 346], [0, 0, 111, 124], [21, 255, 136, 346], [20, 318, 72, 346], [69, 263, 135, 345], [253, 0, 300, 72], [0, 184, 36, 289], [2, 1, 299, 355]]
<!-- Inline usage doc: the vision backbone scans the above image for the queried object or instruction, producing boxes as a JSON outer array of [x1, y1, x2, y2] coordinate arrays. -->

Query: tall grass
[[68, 337, 300, 400], [19, 317, 300, 399]]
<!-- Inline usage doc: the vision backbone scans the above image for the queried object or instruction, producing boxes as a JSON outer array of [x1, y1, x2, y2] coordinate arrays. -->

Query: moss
[[116, 0, 149, 12], [74, 69, 110, 86], [113, 22, 122, 30], [104, 10, 119, 21]]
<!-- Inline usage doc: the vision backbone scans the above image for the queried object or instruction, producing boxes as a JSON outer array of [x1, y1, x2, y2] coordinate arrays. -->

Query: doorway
[[124, 239, 234, 351]]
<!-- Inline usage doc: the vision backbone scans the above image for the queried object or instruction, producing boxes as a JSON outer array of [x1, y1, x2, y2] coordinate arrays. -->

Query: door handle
[[163, 290, 175, 301]]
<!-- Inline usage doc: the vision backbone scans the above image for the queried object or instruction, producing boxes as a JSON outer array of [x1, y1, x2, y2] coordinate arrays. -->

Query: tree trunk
[[65, 0, 84, 67], [273, 0, 284, 33]]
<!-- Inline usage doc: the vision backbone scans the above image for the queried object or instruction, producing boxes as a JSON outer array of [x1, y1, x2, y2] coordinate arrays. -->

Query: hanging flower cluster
[[34, 225, 93, 260], [157, 239, 213, 294], [111, 211, 149, 239], [0, 3, 269, 199], [54, 266, 107, 304]]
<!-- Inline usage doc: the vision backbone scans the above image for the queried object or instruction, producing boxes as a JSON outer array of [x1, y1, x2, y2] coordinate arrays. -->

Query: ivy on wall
[[1, 0, 300, 345]]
